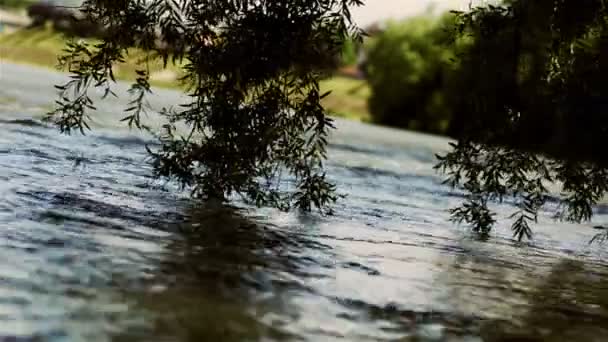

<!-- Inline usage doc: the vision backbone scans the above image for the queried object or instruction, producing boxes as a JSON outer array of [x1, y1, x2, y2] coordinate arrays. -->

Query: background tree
[[437, 0, 608, 240], [46, 0, 363, 214], [365, 13, 462, 134]]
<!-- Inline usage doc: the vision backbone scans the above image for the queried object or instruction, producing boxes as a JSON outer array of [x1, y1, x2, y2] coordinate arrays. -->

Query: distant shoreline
[[0, 27, 372, 122]]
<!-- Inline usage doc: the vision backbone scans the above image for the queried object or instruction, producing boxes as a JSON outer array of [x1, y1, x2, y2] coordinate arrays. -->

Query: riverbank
[[0, 27, 372, 122]]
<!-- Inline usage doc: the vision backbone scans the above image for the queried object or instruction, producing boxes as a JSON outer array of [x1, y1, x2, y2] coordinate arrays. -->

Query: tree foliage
[[46, 0, 363, 214], [437, 0, 608, 240], [365, 13, 462, 134]]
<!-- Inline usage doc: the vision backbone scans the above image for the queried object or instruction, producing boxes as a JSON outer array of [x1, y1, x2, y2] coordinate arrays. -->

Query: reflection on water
[[119, 204, 608, 342], [1, 62, 607, 341], [127, 204, 307, 341], [484, 259, 608, 342], [442, 250, 608, 342]]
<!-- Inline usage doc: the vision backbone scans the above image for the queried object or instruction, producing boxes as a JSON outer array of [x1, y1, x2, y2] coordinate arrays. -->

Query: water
[[1, 62, 607, 342]]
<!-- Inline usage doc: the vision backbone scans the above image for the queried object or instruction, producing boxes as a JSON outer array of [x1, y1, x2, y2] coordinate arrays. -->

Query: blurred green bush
[[340, 38, 359, 66], [365, 13, 469, 135]]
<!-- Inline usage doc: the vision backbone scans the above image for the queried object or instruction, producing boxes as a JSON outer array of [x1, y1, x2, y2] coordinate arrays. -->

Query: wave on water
[[0, 117, 49, 128]]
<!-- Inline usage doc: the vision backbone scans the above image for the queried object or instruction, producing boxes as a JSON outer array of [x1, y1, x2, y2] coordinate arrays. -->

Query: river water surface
[[1, 62, 607, 342]]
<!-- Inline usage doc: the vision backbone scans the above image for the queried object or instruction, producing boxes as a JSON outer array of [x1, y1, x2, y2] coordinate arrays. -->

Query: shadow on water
[[113, 203, 608, 341], [438, 248, 608, 342], [483, 259, 608, 342], [117, 202, 332, 342]]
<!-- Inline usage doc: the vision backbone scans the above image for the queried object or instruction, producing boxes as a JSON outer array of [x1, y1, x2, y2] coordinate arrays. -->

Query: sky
[[350, 0, 493, 27]]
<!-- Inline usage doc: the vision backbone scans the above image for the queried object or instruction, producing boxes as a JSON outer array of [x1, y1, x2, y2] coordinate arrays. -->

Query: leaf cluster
[[365, 13, 462, 134], [437, 0, 608, 241], [46, 0, 364, 214]]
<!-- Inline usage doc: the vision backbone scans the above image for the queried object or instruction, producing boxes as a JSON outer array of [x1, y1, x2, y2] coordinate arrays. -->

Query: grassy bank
[[320, 77, 371, 122], [0, 27, 182, 88], [0, 0, 35, 10], [0, 28, 372, 122]]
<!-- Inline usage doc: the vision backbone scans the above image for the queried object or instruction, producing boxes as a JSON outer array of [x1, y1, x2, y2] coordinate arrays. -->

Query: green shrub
[[365, 13, 461, 135], [340, 38, 359, 66]]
